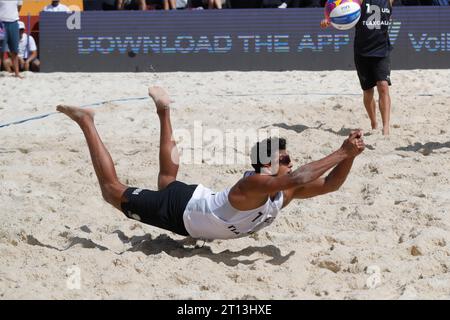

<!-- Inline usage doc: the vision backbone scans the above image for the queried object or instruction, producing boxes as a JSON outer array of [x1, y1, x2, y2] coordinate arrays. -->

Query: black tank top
[[354, 0, 392, 57]]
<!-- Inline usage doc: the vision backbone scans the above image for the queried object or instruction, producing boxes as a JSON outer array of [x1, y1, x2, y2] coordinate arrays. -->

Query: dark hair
[[250, 137, 286, 173]]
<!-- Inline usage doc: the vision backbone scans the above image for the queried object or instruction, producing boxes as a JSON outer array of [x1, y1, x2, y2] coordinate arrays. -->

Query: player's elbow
[[324, 177, 344, 193], [327, 183, 341, 193]]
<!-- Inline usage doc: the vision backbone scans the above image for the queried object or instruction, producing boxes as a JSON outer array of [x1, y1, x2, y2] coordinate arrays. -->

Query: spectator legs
[[163, 0, 177, 9], [31, 59, 40, 72], [5, 53, 21, 77], [138, 0, 147, 10], [117, 0, 147, 10], [208, 0, 223, 8]]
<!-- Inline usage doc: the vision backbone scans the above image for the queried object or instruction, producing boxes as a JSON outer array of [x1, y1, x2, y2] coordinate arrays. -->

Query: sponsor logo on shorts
[[127, 210, 142, 221], [131, 214, 142, 221], [132, 188, 143, 195]]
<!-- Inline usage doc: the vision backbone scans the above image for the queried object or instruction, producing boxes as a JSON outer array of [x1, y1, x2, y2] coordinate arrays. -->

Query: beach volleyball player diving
[[57, 86, 365, 241], [321, 0, 394, 135]]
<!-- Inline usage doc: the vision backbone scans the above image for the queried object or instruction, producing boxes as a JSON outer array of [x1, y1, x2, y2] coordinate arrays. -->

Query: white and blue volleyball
[[325, 0, 362, 31]]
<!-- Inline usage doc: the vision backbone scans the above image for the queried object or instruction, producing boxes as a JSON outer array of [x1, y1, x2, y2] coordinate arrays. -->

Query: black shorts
[[121, 181, 198, 236], [354, 54, 392, 91]]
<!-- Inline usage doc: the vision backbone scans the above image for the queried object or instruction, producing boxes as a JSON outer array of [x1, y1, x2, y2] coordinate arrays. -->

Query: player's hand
[[352, 130, 366, 156], [341, 130, 365, 157], [320, 19, 331, 29]]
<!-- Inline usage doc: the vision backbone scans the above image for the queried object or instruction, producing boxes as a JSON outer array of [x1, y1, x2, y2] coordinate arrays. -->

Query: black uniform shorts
[[121, 181, 198, 236], [354, 54, 392, 91]]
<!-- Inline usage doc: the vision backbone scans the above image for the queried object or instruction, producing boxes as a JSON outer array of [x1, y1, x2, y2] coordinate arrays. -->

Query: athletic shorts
[[2, 21, 19, 54], [354, 54, 392, 91], [121, 181, 198, 236]]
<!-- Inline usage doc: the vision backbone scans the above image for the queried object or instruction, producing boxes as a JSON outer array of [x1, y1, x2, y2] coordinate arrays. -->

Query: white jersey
[[183, 180, 284, 240]]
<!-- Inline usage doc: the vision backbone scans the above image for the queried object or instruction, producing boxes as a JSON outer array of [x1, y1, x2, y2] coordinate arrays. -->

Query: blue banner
[[40, 7, 450, 72]]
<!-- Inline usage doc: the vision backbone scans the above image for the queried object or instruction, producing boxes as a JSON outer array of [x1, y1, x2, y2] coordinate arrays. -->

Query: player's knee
[[377, 82, 389, 96], [100, 187, 114, 205], [101, 182, 125, 206], [158, 174, 176, 190]]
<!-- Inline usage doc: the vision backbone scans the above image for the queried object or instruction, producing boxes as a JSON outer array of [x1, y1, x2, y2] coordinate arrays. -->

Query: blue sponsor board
[[40, 7, 450, 72]]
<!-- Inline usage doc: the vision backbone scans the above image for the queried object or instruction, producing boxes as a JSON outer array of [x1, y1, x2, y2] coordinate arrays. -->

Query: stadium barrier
[[40, 7, 450, 72]]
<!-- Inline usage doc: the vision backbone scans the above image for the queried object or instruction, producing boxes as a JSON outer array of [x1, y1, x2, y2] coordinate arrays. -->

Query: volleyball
[[325, 0, 362, 30]]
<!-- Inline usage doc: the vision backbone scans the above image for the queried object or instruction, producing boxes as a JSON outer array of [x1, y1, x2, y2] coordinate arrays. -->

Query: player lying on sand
[[57, 86, 365, 240]]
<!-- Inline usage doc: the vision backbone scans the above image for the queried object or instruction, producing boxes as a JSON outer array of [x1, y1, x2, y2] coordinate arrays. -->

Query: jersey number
[[251, 212, 263, 222], [366, 4, 382, 30]]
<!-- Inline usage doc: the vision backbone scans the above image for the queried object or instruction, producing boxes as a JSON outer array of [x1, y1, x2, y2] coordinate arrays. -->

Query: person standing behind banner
[[43, 0, 71, 12], [0, 0, 23, 78], [321, 0, 394, 136]]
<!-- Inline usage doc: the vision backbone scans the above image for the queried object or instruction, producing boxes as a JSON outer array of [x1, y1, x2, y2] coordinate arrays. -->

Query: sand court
[[0, 70, 449, 299]]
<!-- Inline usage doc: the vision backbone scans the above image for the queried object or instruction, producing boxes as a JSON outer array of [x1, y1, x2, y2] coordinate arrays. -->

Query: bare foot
[[371, 121, 378, 130], [148, 86, 171, 112], [56, 105, 95, 123], [382, 127, 390, 136]]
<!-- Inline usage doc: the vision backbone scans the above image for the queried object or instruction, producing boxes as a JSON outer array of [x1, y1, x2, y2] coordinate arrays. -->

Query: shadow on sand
[[114, 230, 295, 267], [266, 122, 375, 150], [395, 141, 450, 155]]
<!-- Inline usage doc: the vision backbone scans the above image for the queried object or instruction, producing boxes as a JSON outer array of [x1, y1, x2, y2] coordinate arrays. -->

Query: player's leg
[[56, 105, 127, 210], [375, 56, 392, 136], [355, 54, 377, 130], [363, 88, 377, 130], [377, 81, 391, 135], [148, 87, 180, 190]]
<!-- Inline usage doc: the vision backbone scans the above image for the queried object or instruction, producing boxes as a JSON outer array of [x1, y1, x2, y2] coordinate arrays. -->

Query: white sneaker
[[278, 2, 287, 8]]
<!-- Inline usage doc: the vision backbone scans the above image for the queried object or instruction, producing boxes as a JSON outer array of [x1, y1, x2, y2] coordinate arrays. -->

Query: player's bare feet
[[382, 126, 390, 135], [56, 105, 95, 123], [148, 86, 171, 112]]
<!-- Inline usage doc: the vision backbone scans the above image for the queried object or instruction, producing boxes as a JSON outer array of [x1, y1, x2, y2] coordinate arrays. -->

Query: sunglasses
[[279, 154, 291, 166]]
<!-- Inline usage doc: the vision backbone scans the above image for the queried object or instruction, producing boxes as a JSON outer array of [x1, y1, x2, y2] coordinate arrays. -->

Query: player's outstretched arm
[[241, 131, 364, 196], [285, 130, 365, 201]]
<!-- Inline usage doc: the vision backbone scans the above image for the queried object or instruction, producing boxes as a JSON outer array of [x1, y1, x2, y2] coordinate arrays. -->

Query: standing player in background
[[322, 0, 394, 135]]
